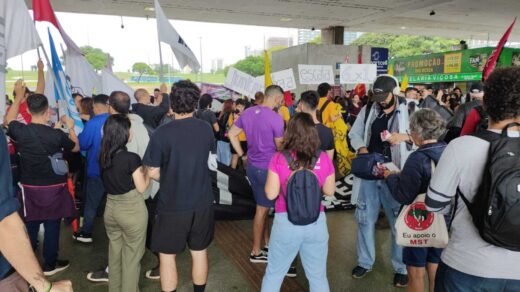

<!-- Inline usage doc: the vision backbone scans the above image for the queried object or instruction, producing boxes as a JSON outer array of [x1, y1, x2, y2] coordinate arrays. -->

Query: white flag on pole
[[100, 69, 136, 103], [154, 0, 200, 72], [65, 49, 102, 97], [0, 0, 42, 117]]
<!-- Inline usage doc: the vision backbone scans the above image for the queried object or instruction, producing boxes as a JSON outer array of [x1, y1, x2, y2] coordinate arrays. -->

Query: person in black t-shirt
[[132, 85, 170, 129], [144, 80, 216, 292], [297, 90, 335, 160], [5, 81, 79, 276], [195, 93, 219, 134], [99, 114, 149, 292]]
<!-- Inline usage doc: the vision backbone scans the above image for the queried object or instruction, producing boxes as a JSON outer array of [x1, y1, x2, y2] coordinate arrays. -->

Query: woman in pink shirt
[[261, 113, 336, 292]]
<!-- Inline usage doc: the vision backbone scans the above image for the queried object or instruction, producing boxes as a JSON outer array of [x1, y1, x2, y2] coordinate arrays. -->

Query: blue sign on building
[[371, 48, 389, 75]]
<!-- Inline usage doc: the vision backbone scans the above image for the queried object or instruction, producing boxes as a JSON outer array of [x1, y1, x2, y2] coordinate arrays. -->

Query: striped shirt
[[426, 131, 520, 280]]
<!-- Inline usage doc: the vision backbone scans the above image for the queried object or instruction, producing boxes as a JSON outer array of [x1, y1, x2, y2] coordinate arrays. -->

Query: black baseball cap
[[470, 82, 484, 93], [372, 75, 398, 102]]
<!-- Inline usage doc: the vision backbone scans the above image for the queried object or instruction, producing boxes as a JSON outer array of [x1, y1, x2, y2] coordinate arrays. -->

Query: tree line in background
[[69, 33, 460, 82]]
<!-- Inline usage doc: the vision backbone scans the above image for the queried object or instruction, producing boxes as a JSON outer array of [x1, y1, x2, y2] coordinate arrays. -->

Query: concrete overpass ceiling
[[26, 0, 520, 41]]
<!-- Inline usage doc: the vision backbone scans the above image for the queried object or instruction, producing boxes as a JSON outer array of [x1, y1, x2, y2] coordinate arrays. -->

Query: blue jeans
[[262, 213, 329, 292], [435, 261, 520, 292], [26, 219, 61, 269], [82, 177, 105, 234], [355, 179, 406, 274]]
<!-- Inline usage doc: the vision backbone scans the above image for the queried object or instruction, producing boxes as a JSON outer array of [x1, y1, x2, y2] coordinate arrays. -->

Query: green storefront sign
[[390, 47, 520, 83]]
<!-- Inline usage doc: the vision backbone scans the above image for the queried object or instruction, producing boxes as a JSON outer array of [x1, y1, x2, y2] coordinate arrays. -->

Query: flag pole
[[158, 40, 165, 83]]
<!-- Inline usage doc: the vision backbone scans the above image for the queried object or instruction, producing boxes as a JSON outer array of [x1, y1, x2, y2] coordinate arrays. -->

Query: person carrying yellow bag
[[331, 102, 356, 177]]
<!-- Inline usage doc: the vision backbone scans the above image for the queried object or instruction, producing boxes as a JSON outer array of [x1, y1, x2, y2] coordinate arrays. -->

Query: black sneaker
[[394, 273, 409, 288], [72, 232, 93, 243], [145, 266, 160, 280], [286, 266, 297, 278], [249, 251, 268, 263], [262, 246, 269, 253], [86, 267, 109, 283], [43, 260, 70, 276], [351, 266, 371, 279]]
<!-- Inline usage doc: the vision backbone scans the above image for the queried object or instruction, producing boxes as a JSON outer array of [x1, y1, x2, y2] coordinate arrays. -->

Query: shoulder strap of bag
[[282, 151, 294, 169], [319, 100, 332, 122]]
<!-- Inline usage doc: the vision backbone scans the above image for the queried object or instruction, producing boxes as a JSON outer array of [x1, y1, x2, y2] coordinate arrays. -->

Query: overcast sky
[[8, 11, 298, 72]]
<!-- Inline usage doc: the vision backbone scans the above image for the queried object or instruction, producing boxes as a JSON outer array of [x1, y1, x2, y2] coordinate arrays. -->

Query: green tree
[[80, 46, 110, 70], [132, 62, 155, 83], [309, 35, 321, 44], [351, 33, 460, 58], [224, 55, 264, 77]]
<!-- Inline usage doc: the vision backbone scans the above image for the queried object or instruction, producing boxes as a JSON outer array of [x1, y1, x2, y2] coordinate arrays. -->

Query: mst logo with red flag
[[405, 202, 435, 231]]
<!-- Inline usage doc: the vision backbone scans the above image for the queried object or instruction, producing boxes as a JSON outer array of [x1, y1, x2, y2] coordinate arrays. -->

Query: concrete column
[[321, 26, 345, 45]]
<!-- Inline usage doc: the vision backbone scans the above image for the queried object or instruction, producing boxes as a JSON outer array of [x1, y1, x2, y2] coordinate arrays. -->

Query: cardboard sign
[[271, 69, 297, 90], [224, 67, 263, 97], [298, 65, 334, 85], [339, 64, 377, 84]]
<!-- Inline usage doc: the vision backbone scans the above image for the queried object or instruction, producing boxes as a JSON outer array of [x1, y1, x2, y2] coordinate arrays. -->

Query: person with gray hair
[[383, 108, 448, 292]]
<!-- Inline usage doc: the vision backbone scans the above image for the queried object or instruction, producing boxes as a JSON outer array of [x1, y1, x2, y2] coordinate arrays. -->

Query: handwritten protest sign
[[298, 65, 334, 85], [339, 64, 377, 84], [224, 67, 263, 97]]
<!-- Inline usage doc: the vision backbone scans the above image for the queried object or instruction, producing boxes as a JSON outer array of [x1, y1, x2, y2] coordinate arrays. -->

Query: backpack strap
[[282, 151, 294, 169], [318, 100, 332, 123], [309, 150, 322, 169]]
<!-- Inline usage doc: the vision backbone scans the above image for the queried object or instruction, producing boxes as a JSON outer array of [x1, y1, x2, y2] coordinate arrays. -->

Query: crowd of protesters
[[0, 58, 520, 292]]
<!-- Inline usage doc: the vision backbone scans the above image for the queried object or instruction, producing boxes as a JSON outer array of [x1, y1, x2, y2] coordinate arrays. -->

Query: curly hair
[[170, 80, 201, 114], [409, 108, 446, 141], [483, 67, 520, 122], [282, 113, 321, 170]]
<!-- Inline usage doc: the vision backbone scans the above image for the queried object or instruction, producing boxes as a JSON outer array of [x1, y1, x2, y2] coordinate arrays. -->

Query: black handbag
[[351, 152, 386, 180]]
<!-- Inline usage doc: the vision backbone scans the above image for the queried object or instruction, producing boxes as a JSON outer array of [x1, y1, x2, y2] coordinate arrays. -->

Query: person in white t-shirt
[[426, 67, 520, 291]]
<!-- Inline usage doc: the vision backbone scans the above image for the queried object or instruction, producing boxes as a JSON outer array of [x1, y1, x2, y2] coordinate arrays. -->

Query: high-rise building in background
[[297, 29, 361, 45], [298, 29, 321, 45], [211, 58, 223, 72], [266, 37, 293, 49], [245, 46, 263, 57], [344, 32, 362, 45]]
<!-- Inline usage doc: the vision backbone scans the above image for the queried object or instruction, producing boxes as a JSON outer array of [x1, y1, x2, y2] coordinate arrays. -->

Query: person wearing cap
[[348, 75, 413, 288], [444, 82, 484, 142], [75, 94, 110, 244]]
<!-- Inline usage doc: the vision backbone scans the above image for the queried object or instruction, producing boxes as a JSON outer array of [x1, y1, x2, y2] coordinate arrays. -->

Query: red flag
[[482, 18, 517, 81], [32, 0, 82, 53], [32, 0, 59, 29]]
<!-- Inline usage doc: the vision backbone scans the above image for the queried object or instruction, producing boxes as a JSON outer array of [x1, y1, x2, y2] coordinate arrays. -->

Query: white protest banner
[[298, 65, 334, 85], [340, 64, 377, 84], [271, 69, 296, 91], [224, 67, 263, 97]]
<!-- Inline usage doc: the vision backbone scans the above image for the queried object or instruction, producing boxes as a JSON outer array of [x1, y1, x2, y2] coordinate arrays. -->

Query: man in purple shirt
[[229, 85, 284, 263]]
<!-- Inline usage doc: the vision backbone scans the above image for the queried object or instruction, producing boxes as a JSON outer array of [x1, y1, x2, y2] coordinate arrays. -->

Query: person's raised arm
[[4, 80, 26, 126], [35, 60, 45, 94], [63, 117, 80, 153], [0, 212, 72, 292]]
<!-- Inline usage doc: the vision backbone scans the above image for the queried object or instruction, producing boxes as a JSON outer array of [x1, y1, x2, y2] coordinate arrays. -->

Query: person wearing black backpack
[[261, 113, 336, 292], [426, 67, 520, 291]]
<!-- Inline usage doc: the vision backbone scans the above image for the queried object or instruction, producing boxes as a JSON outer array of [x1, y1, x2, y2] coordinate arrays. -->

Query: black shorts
[[151, 207, 214, 254], [230, 141, 248, 155]]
